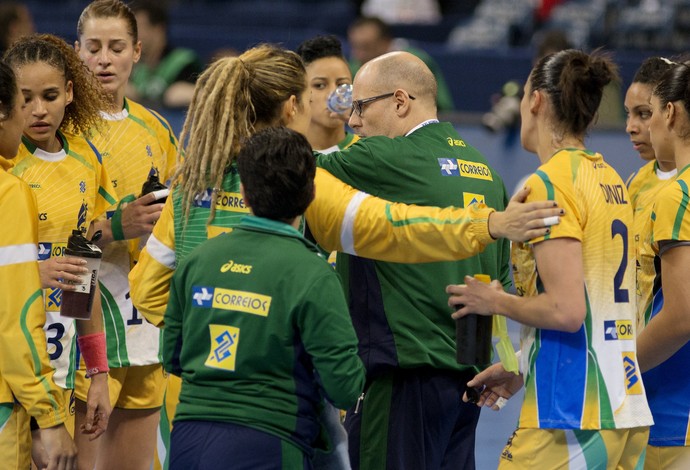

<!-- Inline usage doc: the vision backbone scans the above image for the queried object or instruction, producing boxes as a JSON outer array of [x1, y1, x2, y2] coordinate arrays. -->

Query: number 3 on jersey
[[611, 219, 629, 303], [46, 322, 66, 360]]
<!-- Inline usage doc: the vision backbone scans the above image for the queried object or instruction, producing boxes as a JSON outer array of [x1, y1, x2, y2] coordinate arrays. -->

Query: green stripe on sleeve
[[535, 169, 555, 240], [98, 186, 118, 206], [20, 289, 60, 409], [672, 180, 689, 240], [384, 204, 479, 227]]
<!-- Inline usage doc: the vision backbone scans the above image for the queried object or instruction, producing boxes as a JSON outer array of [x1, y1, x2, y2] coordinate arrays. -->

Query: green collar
[[239, 215, 303, 237], [21, 130, 68, 154]]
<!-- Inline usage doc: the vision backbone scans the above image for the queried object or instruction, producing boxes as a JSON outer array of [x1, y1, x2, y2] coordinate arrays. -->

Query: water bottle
[[140, 167, 169, 204], [327, 83, 353, 114], [455, 274, 493, 367], [138, 168, 169, 249], [60, 230, 102, 320]]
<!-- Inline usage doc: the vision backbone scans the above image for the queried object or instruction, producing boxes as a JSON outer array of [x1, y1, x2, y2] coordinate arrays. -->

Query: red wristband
[[77, 332, 109, 378]]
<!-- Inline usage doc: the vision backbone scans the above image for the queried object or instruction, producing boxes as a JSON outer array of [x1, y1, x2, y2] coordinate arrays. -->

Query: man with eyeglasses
[[315, 50, 512, 470]]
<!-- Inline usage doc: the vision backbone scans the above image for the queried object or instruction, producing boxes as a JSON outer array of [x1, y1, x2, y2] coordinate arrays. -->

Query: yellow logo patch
[[622, 352, 643, 395], [221, 260, 252, 274], [206, 324, 239, 371], [457, 159, 493, 181], [463, 192, 485, 207], [215, 191, 250, 213], [446, 137, 467, 147], [213, 288, 271, 317]]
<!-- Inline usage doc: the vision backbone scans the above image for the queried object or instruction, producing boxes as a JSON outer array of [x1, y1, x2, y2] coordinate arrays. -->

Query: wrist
[[487, 210, 500, 240], [77, 332, 109, 378]]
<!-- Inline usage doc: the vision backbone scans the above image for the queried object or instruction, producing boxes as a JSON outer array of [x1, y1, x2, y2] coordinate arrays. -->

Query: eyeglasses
[[351, 92, 416, 117]]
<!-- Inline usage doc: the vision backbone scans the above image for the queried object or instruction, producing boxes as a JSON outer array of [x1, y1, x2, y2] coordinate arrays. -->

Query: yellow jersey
[[11, 132, 117, 389], [626, 160, 676, 328], [0, 155, 66, 428], [90, 99, 178, 367]]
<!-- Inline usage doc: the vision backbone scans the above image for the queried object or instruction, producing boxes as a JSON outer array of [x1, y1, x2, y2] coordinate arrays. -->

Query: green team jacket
[[163, 216, 366, 454], [317, 121, 511, 375]]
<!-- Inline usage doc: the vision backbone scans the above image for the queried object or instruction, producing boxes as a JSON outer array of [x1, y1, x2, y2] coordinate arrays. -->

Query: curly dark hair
[[3, 33, 109, 136], [297, 35, 345, 66]]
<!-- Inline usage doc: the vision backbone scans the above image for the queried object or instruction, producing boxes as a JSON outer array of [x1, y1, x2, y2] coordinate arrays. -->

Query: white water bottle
[[327, 84, 353, 114]]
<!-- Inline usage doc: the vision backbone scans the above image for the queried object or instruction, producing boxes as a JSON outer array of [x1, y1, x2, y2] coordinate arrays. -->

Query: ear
[[65, 80, 74, 107], [74, 40, 81, 54], [529, 89, 542, 114], [665, 101, 677, 130], [281, 95, 298, 124], [392, 89, 412, 117], [132, 40, 142, 64]]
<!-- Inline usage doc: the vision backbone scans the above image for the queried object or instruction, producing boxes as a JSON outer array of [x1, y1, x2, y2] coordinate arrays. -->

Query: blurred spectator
[[127, 0, 203, 109], [0, 2, 34, 55], [535, 0, 565, 25], [360, 0, 441, 25], [533, 29, 571, 62], [347, 16, 455, 111]]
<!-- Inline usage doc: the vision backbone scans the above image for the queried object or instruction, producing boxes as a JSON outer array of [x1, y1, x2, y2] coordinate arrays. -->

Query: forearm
[[129, 238, 175, 327], [492, 290, 583, 332], [128, 195, 176, 326], [638, 246, 690, 372], [637, 310, 690, 372], [75, 284, 104, 336]]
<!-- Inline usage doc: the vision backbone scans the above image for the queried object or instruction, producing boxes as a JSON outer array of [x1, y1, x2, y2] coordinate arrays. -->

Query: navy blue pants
[[344, 368, 481, 470], [170, 420, 313, 470]]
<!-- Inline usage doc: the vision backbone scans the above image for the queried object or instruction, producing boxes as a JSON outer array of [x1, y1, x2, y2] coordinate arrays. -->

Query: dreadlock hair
[[3, 33, 108, 137], [173, 43, 307, 223]]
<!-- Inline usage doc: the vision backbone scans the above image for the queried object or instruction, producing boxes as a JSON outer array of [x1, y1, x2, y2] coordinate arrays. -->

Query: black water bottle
[[455, 274, 493, 367], [140, 167, 168, 204]]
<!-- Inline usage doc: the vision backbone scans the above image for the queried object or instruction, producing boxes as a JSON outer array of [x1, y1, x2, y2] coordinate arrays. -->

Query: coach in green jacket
[[318, 50, 510, 470]]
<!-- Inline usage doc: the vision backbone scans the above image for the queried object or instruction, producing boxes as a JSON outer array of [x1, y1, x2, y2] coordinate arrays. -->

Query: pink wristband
[[77, 332, 109, 378]]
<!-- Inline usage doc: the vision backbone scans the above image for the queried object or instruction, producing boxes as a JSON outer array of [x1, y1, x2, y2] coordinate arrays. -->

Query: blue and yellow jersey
[[642, 163, 690, 446], [626, 160, 676, 328], [11, 133, 117, 389], [90, 98, 178, 368], [513, 148, 653, 430], [0, 156, 66, 428]]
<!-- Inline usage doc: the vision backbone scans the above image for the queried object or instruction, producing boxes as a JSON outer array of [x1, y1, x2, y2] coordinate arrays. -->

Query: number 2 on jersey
[[611, 219, 629, 303]]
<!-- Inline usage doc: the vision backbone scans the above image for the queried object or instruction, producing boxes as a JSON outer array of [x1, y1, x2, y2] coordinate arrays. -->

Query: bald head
[[357, 51, 437, 106]]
